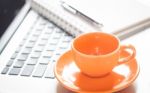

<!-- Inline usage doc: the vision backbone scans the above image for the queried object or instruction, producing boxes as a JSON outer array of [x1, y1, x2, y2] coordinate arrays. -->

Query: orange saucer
[[54, 50, 139, 93]]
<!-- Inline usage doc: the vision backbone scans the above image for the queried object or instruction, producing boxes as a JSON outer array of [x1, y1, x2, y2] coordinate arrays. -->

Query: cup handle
[[118, 44, 136, 65]]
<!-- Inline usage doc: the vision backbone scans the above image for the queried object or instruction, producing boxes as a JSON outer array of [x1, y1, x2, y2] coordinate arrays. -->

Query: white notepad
[[31, 0, 150, 38], [31, 0, 99, 37]]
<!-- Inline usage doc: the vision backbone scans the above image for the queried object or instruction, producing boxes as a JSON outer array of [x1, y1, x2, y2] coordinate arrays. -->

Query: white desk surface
[[117, 28, 150, 93]]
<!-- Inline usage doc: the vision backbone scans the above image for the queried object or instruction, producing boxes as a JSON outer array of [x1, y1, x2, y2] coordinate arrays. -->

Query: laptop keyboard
[[1, 15, 73, 79]]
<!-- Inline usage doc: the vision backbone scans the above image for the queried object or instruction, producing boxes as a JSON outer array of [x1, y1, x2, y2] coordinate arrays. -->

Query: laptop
[[0, 0, 73, 93]]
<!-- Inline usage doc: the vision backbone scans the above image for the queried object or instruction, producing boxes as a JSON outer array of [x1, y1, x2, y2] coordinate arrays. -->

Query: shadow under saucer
[[56, 83, 136, 93], [57, 83, 73, 93], [116, 84, 136, 93]]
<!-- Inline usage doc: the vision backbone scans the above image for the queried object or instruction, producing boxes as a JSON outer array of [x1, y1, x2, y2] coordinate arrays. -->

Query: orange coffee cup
[[71, 32, 136, 77]]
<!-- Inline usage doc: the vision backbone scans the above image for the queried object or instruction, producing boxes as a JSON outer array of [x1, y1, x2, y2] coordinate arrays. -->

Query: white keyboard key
[[32, 64, 47, 77], [27, 57, 38, 65], [1, 67, 9, 74], [17, 54, 29, 61], [21, 65, 34, 76], [30, 51, 41, 58], [9, 68, 21, 75], [39, 57, 50, 64], [45, 62, 55, 78], [13, 60, 25, 68]]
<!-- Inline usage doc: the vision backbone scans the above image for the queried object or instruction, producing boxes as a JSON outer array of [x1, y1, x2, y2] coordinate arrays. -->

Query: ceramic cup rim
[[71, 32, 120, 57]]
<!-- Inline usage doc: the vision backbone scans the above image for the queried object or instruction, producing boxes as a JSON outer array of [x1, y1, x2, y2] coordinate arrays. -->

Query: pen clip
[[60, 1, 103, 29], [61, 1, 77, 14]]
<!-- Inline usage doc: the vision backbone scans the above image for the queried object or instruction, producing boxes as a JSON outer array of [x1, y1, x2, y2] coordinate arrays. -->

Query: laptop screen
[[0, 0, 25, 37], [0, 0, 25, 53]]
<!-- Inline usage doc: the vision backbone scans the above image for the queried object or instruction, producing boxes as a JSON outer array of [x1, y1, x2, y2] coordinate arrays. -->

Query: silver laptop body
[[0, 1, 73, 93]]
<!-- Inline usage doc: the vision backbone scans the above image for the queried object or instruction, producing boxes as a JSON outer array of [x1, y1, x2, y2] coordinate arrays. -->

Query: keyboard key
[[24, 32, 31, 39], [39, 20, 47, 26], [26, 41, 36, 48], [21, 65, 34, 76], [32, 64, 47, 77], [32, 33, 40, 37], [15, 46, 22, 53], [10, 52, 18, 59], [46, 45, 57, 51], [27, 57, 38, 65], [19, 39, 26, 46], [18, 54, 29, 61], [30, 51, 41, 58], [47, 22, 53, 27], [55, 28, 63, 33], [39, 57, 50, 64], [9, 68, 21, 75], [38, 39, 48, 46], [35, 27, 44, 32], [60, 42, 70, 49], [45, 62, 55, 78], [6, 60, 14, 67], [29, 36, 39, 42], [49, 39, 59, 45], [22, 47, 32, 54], [44, 27, 53, 34], [34, 45, 45, 52], [35, 24, 45, 31], [62, 36, 73, 42], [1, 67, 9, 74], [52, 33, 62, 39], [59, 46, 68, 49], [32, 31, 41, 37], [42, 51, 53, 58], [13, 60, 25, 68], [41, 34, 51, 40], [47, 23, 54, 29]]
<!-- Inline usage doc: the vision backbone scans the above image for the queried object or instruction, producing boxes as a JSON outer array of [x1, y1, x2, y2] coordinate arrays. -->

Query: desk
[[119, 28, 150, 93]]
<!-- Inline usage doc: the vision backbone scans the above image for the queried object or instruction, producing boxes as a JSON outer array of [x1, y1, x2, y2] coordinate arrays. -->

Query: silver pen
[[60, 1, 103, 28]]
